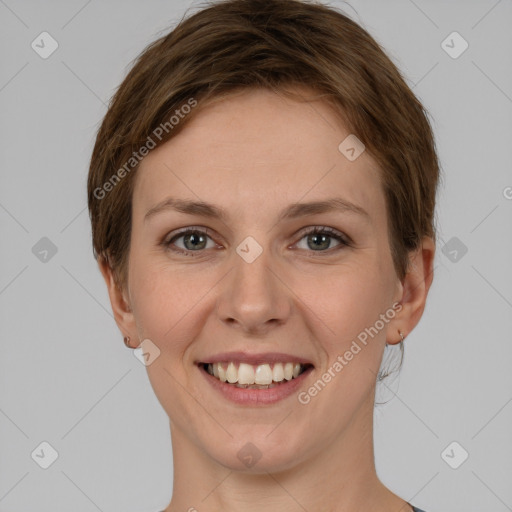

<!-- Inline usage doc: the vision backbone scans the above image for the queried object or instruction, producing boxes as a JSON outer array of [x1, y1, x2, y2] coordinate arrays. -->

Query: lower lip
[[198, 364, 314, 405]]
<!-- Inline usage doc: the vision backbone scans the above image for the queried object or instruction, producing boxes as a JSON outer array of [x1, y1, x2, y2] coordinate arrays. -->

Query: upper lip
[[197, 351, 314, 367]]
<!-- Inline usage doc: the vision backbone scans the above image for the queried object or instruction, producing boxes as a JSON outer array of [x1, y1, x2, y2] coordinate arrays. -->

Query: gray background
[[1, 0, 511, 511]]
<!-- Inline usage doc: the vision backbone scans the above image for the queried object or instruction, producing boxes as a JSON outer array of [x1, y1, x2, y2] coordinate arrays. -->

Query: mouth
[[198, 361, 314, 389]]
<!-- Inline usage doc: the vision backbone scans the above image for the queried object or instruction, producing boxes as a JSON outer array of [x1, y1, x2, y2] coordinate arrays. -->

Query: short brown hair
[[88, 0, 440, 291]]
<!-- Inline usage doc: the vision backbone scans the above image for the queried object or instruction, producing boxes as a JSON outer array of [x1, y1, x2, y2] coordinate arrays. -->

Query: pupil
[[186, 232, 205, 250], [309, 234, 329, 250]]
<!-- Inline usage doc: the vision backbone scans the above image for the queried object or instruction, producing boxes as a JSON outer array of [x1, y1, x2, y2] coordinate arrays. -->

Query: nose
[[216, 244, 292, 335]]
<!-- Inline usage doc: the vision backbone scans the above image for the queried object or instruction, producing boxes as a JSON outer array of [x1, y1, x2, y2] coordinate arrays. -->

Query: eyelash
[[161, 226, 352, 257]]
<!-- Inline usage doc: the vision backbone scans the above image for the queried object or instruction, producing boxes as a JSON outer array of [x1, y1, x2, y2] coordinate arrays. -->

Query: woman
[[88, 1, 439, 510]]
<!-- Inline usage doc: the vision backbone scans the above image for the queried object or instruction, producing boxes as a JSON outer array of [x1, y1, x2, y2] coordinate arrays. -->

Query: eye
[[163, 227, 218, 255], [294, 226, 350, 253]]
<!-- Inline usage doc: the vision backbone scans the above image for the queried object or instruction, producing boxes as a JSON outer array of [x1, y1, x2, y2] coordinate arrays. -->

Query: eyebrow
[[144, 196, 370, 223]]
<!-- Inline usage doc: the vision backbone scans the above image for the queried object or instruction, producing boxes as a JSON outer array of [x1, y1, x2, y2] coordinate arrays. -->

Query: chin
[[201, 429, 310, 474]]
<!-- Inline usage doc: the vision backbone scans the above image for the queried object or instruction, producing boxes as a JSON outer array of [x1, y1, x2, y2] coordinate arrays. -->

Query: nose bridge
[[216, 237, 290, 332]]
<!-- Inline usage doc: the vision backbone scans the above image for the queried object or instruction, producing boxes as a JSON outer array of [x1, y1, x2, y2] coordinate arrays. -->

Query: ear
[[387, 236, 436, 344], [98, 255, 138, 344]]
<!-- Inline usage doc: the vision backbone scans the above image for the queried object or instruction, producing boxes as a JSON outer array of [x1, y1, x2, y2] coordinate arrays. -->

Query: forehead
[[133, 87, 384, 224]]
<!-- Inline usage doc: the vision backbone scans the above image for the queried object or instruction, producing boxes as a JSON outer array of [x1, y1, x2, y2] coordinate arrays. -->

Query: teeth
[[205, 361, 308, 386], [254, 364, 273, 385], [226, 362, 237, 383], [238, 363, 255, 385], [218, 363, 227, 382], [272, 363, 284, 382]]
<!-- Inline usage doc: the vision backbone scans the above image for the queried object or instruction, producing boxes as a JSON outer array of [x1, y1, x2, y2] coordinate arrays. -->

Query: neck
[[164, 392, 410, 512]]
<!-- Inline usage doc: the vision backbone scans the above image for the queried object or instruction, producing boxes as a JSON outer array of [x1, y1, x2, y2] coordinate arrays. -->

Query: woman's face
[[120, 87, 405, 471]]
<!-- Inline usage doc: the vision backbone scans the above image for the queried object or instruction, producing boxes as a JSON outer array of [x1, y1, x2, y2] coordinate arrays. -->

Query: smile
[[202, 361, 311, 388], [197, 360, 314, 405]]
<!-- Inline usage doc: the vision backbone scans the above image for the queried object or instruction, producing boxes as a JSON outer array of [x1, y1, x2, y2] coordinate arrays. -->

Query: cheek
[[128, 252, 220, 370], [128, 260, 203, 416], [300, 261, 391, 339], [129, 254, 193, 348], [294, 260, 393, 401]]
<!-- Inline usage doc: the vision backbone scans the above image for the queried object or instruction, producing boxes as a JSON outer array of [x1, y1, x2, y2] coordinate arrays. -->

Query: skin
[[99, 86, 435, 512]]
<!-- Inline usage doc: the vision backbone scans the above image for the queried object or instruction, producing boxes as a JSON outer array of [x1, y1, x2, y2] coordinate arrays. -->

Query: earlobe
[[97, 255, 137, 341], [388, 236, 436, 344]]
